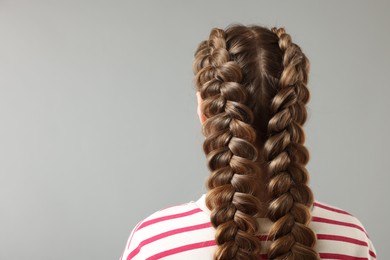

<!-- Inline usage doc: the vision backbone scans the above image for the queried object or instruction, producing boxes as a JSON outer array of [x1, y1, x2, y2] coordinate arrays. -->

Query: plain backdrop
[[0, 0, 388, 259]]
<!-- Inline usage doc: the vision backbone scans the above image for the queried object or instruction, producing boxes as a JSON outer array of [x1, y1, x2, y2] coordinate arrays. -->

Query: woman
[[120, 24, 377, 260]]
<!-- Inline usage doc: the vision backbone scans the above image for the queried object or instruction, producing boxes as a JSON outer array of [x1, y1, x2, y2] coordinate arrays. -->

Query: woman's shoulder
[[130, 196, 211, 240], [311, 199, 369, 233], [311, 200, 377, 259], [120, 195, 216, 260]]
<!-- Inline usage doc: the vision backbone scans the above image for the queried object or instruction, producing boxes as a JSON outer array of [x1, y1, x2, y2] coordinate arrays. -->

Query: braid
[[264, 27, 319, 259], [194, 28, 262, 259], [193, 24, 319, 260]]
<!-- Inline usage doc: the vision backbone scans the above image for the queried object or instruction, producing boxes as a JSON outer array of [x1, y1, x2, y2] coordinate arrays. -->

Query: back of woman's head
[[192, 23, 319, 259]]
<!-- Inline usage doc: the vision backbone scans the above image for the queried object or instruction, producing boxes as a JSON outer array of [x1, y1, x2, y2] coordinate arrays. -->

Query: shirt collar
[[195, 193, 274, 235]]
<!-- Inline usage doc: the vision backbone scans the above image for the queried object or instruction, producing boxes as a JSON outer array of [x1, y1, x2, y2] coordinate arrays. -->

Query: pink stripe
[[369, 250, 376, 258], [146, 240, 216, 259], [258, 235, 270, 241], [137, 208, 202, 230], [312, 216, 368, 237], [314, 202, 352, 215], [317, 234, 368, 246], [319, 253, 368, 260], [127, 222, 212, 259]]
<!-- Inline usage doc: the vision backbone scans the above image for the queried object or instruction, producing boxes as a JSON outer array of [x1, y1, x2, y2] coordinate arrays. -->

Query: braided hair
[[265, 27, 318, 259], [193, 24, 319, 260]]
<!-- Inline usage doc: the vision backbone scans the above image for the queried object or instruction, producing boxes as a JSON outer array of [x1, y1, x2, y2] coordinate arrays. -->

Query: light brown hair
[[193, 24, 318, 259]]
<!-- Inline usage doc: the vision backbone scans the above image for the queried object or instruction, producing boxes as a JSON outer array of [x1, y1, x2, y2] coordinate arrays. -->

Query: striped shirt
[[120, 194, 377, 259]]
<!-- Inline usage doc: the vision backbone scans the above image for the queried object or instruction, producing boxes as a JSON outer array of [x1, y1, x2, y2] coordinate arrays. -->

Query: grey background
[[0, 0, 388, 259]]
